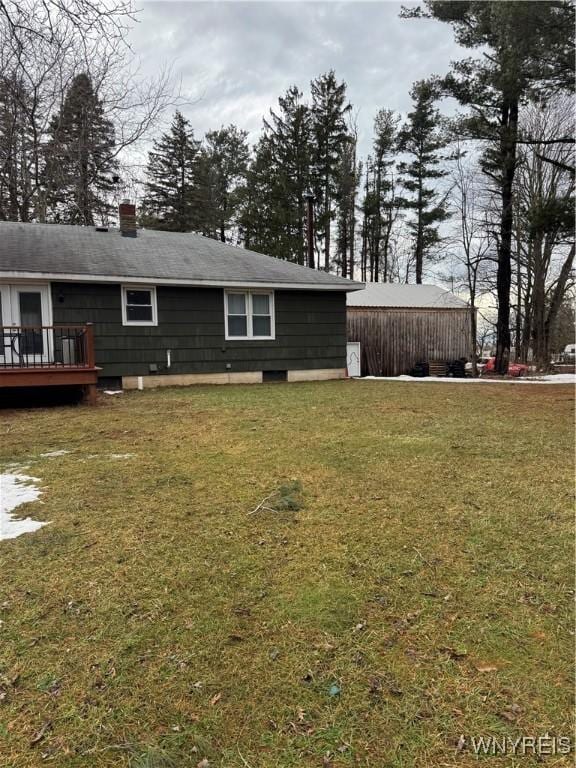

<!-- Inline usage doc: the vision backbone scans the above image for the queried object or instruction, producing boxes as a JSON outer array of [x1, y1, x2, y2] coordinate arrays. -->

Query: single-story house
[[347, 283, 473, 377], [0, 205, 363, 401]]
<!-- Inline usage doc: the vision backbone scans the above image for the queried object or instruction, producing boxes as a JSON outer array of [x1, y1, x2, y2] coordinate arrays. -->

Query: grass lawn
[[0, 380, 574, 767]]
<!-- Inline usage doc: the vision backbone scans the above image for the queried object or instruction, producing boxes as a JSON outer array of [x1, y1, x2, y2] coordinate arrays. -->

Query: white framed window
[[224, 290, 275, 340], [121, 285, 158, 326]]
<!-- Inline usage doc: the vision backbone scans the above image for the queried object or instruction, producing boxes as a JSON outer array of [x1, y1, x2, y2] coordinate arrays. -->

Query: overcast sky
[[127, 1, 464, 158]]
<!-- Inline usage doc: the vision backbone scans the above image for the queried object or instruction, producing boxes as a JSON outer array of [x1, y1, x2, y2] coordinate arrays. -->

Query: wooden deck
[[0, 324, 99, 404]]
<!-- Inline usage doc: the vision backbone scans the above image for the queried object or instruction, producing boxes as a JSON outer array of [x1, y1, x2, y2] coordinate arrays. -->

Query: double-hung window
[[225, 290, 274, 340], [121, 286, 158, 326]]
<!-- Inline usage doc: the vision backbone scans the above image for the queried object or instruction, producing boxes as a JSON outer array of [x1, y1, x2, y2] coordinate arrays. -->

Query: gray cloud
[[128, 1, 464, 157]]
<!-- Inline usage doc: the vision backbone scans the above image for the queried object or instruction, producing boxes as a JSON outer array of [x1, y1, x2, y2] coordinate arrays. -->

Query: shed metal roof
[[0, 222, 363, 291], [347, 282, 469, 309]]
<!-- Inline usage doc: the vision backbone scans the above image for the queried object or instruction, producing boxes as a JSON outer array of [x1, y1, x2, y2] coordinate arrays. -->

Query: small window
[[122, 286, 157, 326], [225, 290, 274, 340]]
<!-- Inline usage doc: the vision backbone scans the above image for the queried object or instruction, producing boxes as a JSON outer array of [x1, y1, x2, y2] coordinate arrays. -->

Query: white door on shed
[[347, 341, 361, 377]]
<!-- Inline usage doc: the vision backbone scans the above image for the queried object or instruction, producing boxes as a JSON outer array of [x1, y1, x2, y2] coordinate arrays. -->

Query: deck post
[[83, 383, 98, 405], [85, 323, 96, 368], [83, 324, 97, 405]]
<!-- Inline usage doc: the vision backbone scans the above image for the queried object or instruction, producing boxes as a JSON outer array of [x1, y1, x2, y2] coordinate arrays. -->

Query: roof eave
[[348, 304, 471, 310], [0, 270, 363, 292]]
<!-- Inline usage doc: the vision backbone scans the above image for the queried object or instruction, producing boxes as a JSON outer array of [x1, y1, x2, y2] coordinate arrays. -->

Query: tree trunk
[[520, 262, 533, 363], [541, 244, 575, 370], [470, 304, 478, 376], [324, 178, 330, 271], [360, 212, 367, 282], [415, 222, 423, 283], [531, 236, 547, 369], [494, 98, 519, 374], [382, 205, 393, 283], [297, 196, 304, 266], [415, 176, 424, 284], [374, 158, 382, 282], [341, 216, 348, 278], [349, 196, 355, 281], [514, 217, 522, 360]]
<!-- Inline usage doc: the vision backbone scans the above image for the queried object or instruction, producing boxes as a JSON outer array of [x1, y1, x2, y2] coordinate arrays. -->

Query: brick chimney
[[119, 200, 137, 237]]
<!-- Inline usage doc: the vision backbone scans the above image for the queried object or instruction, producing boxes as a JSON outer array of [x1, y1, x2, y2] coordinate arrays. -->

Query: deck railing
[[0, 324, 95, 369]]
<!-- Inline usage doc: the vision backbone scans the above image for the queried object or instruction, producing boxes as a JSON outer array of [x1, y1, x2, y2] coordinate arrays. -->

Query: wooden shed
[[347, 284, 473, 377]]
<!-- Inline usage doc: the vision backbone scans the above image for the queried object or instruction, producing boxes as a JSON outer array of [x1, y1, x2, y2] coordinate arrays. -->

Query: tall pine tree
[[371, 109, 400, 282], [240, 134, 277, 255], [397, 80, 450, 284], [311, 71, 351, 270], [141, 110, 200, 232], [45, 73, 116, 225], [196, 125, 249, 242], [405, 1, 575, 368], [335, 133, 359, 278], [264, 85, 313, 264], [0, 75, 36, 222], [241, 86, 312, 263]]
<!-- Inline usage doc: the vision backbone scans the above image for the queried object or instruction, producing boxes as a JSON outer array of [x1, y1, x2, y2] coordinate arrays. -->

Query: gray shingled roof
[[0, 222, 363, 291], [347, 282, 469, 308]]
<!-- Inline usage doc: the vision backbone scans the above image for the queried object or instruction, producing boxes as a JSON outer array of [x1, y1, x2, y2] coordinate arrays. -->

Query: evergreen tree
[[196, 124, 249, 242], [371, 109, 400, 281], [45, 73, 116, 225], [141, 110, 200, 232], [310, 71, 352, 270], [405, 1, 575, 368], [0, 75, 35, 222], [264, 85, 313, 264], [335, 133, 359, 278], [397, 80, 450, 284], [240, 135, 277, 255], [241, 86, 312, 263], [359, 157, 371, 282]]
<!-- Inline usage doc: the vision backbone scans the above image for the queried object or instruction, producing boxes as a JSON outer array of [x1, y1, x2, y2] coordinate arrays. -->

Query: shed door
[[347, 342, 361, 377]]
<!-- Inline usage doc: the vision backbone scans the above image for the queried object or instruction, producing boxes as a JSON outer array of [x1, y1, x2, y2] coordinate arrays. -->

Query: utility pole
[[303, 190, 315, 269]]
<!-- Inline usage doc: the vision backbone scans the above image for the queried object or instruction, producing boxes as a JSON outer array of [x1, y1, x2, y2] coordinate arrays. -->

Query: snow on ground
[[0, 472, 47, 541], [361, 374, 576, 385], [108, 453, 135, 460]]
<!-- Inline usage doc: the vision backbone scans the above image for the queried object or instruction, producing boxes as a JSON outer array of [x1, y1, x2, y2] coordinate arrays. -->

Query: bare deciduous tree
[[0, 0, 185, 223], [448, 148, 494, 374], [0, 0, 135, 51], [514, 96, 575, 369]]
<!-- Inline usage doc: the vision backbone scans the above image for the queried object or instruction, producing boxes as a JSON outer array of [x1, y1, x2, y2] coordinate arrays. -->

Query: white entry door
[[0, 285, 11, 364], [1, 285, 52, 364]]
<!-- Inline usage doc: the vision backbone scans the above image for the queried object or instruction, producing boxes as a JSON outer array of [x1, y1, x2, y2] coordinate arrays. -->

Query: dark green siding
[[51, 283, 347, 378]]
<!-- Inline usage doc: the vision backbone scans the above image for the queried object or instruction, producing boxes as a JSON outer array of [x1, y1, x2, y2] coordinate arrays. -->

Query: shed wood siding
[[347, 307, 472, 377], [52, 283, 346, 378]]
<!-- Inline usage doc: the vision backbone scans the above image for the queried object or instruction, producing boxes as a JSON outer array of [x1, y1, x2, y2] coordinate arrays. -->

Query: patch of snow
[[0, 472, 48, 541], [104, 390, 123, 395], [361, 374, 576, 385], [40, 450, 70, 458], [532, 373, 576, 383], [80, 453, 135, 461]]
